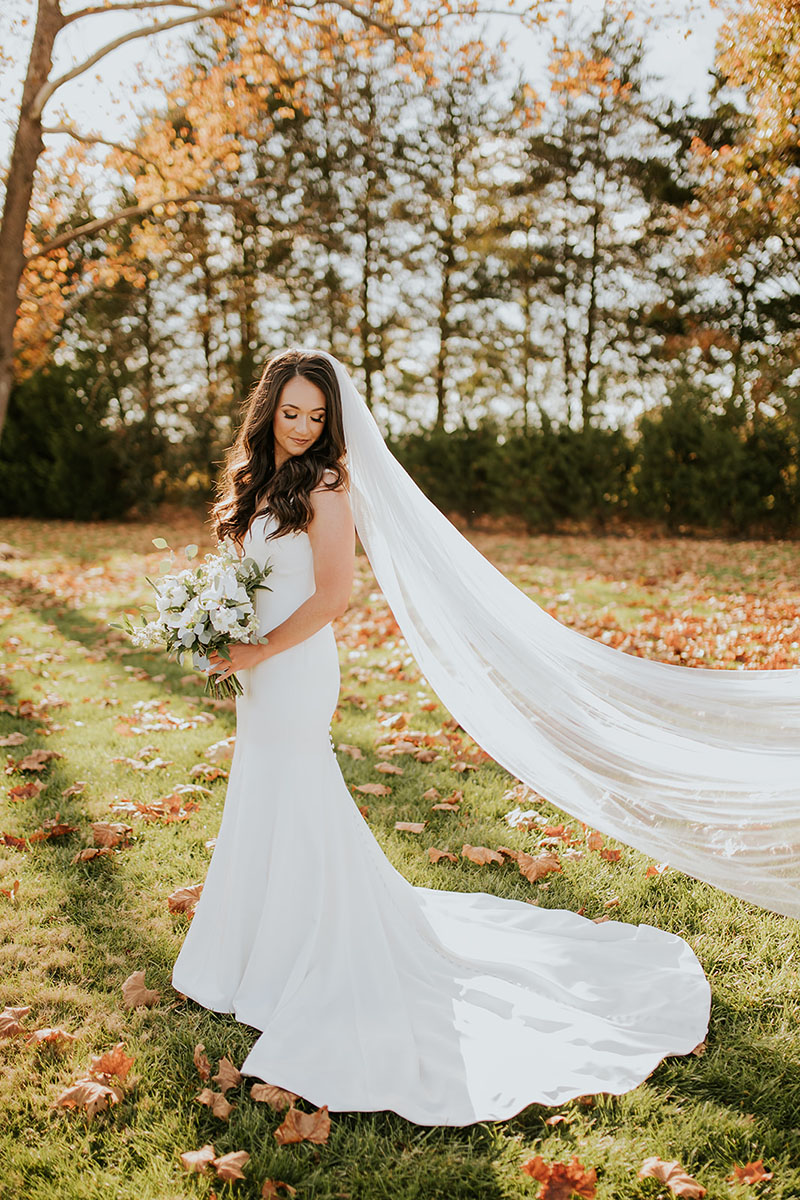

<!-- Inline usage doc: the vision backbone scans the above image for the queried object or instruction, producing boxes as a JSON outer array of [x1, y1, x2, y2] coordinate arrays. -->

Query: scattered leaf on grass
[[262, 1182, 297, 1198], [121, 969, 160, 1009], [62, 781, 87, 797], [462, 844, 504, 866], [357, 782, 391, 796], [251, 1083, 299, 1109], [7, 780, 44, 801], [180, 1144, 218, 1174], [25, 1026, 78, 1049], [0, 1005, 31, 1038], [638, 1156, 706, 1198], [274, 1104, 331, 1145], [726, 1161, 773, 1184], [195, 1087, 235, 1120], [168, 882, 204, 914], [194, 1043, 212, 1080], [521, 1154, 597, 1199], [213, 1150, 250, 1181], [213, 1055, 243, 1093], [91, 821, 133, 848], [395, 821, 426, 833], [10, 748, 64, 772], [428, 848, 457, 863]]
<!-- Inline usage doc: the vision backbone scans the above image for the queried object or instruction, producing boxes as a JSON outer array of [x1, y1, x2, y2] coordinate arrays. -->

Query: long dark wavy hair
[[212, 348, 349, 548]]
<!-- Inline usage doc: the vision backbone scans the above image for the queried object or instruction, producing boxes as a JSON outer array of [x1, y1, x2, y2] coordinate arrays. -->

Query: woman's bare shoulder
[[312, 467, 349, 495]]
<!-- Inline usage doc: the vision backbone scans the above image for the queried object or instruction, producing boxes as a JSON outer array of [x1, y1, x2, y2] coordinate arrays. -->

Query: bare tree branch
[[62, 1, 216, 26], [24, 191, 252, 260], [30, 2, 239, 120], [287, 0, 397, 38], [40, 122, 166, 173]]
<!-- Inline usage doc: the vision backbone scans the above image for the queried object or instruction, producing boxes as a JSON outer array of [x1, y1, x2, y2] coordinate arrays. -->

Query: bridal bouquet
[[113, 537, 273, 698]]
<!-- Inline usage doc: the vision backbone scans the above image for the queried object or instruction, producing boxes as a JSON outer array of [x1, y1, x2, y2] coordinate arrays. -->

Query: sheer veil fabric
[[316, 350, 800, 920]]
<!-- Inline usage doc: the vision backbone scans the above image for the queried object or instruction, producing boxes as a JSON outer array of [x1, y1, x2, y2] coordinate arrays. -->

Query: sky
[[0, 0, 726, 167]]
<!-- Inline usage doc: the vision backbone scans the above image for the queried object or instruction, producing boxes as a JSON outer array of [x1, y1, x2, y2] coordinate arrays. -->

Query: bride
[[172, 346, 740, 1125]]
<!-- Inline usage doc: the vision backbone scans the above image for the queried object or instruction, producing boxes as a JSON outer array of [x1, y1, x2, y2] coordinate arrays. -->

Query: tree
[[1, 0, 524, 442]]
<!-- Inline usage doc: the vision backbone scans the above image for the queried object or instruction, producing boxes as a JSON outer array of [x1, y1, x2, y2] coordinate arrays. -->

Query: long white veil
[[317, 350, 800, 920]]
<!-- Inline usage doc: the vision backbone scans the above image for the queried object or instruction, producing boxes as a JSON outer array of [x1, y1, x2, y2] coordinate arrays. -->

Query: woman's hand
[[207, 640, 270, 682]]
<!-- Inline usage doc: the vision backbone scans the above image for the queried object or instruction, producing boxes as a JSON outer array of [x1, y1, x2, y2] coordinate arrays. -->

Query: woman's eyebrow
[[281, 404, 326, 413]]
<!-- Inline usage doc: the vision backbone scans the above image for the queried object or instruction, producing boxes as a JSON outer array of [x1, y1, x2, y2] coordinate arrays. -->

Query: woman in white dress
[[170, 347, 713, 1126]]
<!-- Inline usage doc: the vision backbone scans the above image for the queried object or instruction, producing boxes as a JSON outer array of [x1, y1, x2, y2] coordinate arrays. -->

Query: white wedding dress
[[170, 511, 711, 1126]]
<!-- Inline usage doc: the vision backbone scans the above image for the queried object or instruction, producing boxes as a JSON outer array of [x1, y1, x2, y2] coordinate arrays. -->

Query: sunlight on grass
[[1, 516, 799, 1199]]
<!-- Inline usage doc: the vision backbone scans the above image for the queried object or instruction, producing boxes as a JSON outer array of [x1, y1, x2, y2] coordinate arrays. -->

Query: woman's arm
[[208, 475, 355, 677]]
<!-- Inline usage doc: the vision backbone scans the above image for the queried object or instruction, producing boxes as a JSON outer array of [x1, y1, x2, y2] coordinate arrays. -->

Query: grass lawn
[[1, 513, 799, 1200]]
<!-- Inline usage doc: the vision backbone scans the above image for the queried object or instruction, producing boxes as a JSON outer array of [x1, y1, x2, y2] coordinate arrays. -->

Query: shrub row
[[1, 368, 797, 535]]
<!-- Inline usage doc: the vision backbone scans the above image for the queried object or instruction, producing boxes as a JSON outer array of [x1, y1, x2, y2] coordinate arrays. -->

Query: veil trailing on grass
[[315, 350, 800, 921]]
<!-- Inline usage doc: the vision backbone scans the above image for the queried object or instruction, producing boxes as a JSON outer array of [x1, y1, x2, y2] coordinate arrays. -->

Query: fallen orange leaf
[[726, 1161, 773, 1185], [274, 1104, 331, 1145], [521, 1154, 597, 1199], [462, 844, 505, 866], [428, 847, 457, 863]]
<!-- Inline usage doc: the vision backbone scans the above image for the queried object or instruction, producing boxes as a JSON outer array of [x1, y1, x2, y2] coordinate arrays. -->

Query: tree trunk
[[0, 0, 64, 439]]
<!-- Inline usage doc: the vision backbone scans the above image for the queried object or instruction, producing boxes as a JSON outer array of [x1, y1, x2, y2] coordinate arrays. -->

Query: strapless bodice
[[243, 511, 316, 635]]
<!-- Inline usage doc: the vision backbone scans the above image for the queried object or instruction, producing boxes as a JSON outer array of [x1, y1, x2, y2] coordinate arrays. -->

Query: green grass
[[1, 516, 799, 1199]]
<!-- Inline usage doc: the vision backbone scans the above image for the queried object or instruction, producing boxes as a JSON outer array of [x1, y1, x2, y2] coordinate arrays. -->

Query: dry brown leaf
[[213, 1150, 250, 1181], [0, 731, 27, 746], [121, 969, 160, 1009], [395, 821, 426, 833], [600, 848, 621, 862], [61, 780, 87, 796], [196, 1087, 235, 1120], [375, 762, 404, 774], [25, 1026, 78, 1049], [587, 831, 604, 850], [72, 847, 116, 863], [194, 1043, 212, 1080], [251, 1082, 299, 1109], [168, 882, 204, 914], [274, 1104, 331, 1145], [690, 1041, 707, 1057], [7, 779, 45, 801], [1, 878, 20, 902], [52, 1076, 122, 1120], [337, 743, 363, 758], [638, 1156, 706, 1198], [14, 748, 64, 772], [213, 1055, 242, 1093], [0, 1004, 31, 1038], [520, 1154, 597, 1199], [516, 851, 562, 883], [88, 1042, 135, 1082], [432, 801, 459, 812], [726, 1161, 773, 1185], [262, 1181, 297, 1198], [91, 821, 133, 848], [428, 847, 457, 864], [180, 1143, 217, 1174], [462, 844, 505, 866], [357, 782, 391, 796], [189, 763, 228, 781]]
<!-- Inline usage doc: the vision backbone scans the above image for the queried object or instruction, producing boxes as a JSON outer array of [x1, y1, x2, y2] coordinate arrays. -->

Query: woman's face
[[272, 375, 327, 468]]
